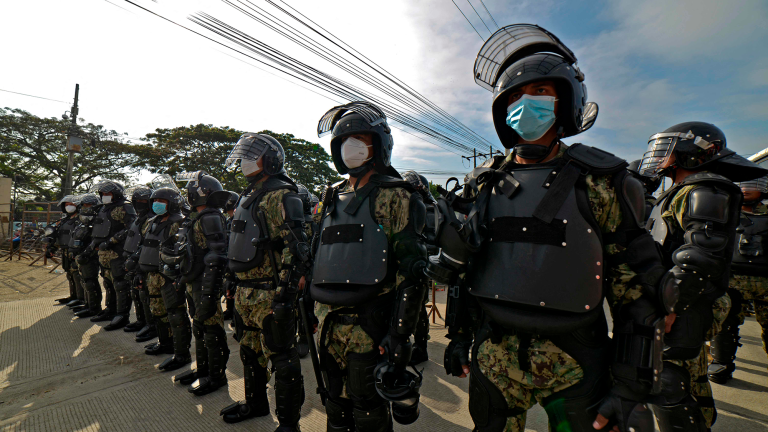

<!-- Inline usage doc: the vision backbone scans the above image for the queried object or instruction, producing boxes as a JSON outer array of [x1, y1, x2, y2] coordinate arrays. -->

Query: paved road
[[0, 261, 766, 431]]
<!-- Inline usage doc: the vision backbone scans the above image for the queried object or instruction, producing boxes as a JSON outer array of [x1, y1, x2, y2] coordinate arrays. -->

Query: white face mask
[[341, 137, 372, 169], [65, 205, 77, 214], [241, 158, 263, 177], [101, 195, 112, 204]]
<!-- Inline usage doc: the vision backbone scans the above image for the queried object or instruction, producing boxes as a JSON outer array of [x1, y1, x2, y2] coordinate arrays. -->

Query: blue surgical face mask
[[152, 202, 167, 215], [505, 94, 558, 141]]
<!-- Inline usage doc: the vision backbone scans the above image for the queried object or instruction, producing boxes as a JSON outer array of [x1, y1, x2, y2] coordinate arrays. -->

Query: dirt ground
[[0, 259, 766, 432]]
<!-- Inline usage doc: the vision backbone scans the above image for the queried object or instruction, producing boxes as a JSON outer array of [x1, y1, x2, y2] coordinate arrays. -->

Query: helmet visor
[[317, 102, 387, 138], [150, 174, 180, 193], [474, 24, 577, 92], [737, 177, 768, 194], [639, 130, 704, 176], [225, 135, 271, 170]]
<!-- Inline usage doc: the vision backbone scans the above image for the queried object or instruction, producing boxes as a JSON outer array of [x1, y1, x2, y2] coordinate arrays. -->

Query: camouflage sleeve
[[192, 219, 208, 249], [586, 174, 644, 307], [661, 185, 697, 228], [111, 206, 127, 224], [375, 186, 411, 241], [260, 189, 293, 281]]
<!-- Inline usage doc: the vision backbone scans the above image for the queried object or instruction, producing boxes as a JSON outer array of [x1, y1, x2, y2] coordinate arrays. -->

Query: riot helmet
[[638, 122, 767, 182], [736, 176, 768, 206], [296, 183, 311, 214], [77, 193, 101, 223], [58, 195, 79, 214], [627, 159, 661, 194], [374, 362, 423, 425], [176, 171, 225, 208], [96, 180, 125, 203], [225, 191, 240, 212], [403, 170, 435, 203], [318, 101, 394, 175], [127, 185, 153, 215], [225, 133, 286, 182], [150, 187, 186, 216], [473, 24, 598, 150]]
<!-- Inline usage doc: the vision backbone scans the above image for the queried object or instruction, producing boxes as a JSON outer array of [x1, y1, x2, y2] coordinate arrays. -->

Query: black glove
[[113, 230, 127, 243], [380, 332, 412, 371], [99, 241, 111, 251], [444, 333, 472, 376], [596, 391, 655, 431]]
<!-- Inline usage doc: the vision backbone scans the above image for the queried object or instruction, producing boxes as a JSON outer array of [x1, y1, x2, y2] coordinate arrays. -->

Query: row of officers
[[43, 23, 768, 432]]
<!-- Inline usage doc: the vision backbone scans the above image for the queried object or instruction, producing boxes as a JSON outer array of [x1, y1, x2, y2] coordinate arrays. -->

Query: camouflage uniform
[[143, 219, 180, 336], [96, 206, 128, 314], [470, 145, 646, 431]]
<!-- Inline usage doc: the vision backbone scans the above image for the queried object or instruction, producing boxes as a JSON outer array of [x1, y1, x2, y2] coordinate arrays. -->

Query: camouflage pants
[[146, 272, 168, 323], [186, 281, 224, 327], [475, 332, 584, 431], [77, 258, 101, 312], [234, 284, 278, 370], [315, 303, 378, 400], [731, 275, 768, 357], [97, 250, 118, 311]]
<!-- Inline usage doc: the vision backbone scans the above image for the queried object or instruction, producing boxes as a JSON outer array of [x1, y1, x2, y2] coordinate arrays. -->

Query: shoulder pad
[[199, 211, 226, 235], [206, 190, 231, 209], [123, 203, 137, 215], [282, 193, 305, 223], [370, 174, 415, 191], [168, 213, 186, 224], [679, 172, 740, 191], [263, 176, 299, 193], [619, 173, 646, 228], [688, 186, 732, 224], [564, 144, 627, 173]]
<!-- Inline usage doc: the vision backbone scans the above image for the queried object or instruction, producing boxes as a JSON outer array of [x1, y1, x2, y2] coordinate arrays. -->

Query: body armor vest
[[139, 214, 184, 273], [466, 164, 604, 334], [123, 215, 148, 255], [56, 216, 78, 248], [311, 187, 392, 307], [91, 204, 116, 240], [228, 177, 297, 273], [69, 222, 93, 254], [181, 210, 223, 280], [731, 212, 768, 276]]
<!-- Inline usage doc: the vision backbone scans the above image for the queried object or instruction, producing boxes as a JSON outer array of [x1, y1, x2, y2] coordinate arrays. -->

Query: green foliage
[[0, 107, 145, 200], [429, 181, 440, 200], [261, 130, 341, 196]]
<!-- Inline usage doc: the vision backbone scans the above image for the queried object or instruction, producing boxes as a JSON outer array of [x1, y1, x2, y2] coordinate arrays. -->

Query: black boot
[[159, 354, 192, 371], [191, 325, 230, 396], [409, 343, 429, 366], [124, 321, 145, 332], [76, 308, 101, 319], [708, 362, 736, 384], [90, 309, 115, 322], [182, 322, 210, 386], [72, 306, 89, 314], [174, 369, 201, 385], [146, 321, 173, 355], [221, 346, 270, 423], [190, 375, 229, 396], [55, 296, 73, 305], [136, 325, 157, 342], [104, 314, 129, 331], [66, 299, 84, 308]]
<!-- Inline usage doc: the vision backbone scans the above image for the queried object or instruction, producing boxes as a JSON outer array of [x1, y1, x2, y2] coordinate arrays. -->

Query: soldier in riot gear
[[72, 194, 104, 318], [627, 159, 661, 222], [311, 102, 428, 431], [222, 190, 240, 321], [218, 133, 311, 431], [169, 171, 231, 396], [640, 121, 766, 430], [121, 186, 156, 340], [139, 184, 192, 370], [402, 171, 437, 366], [88, 180, 137, 329], [49, 195, 86, 308], [429, 25, 673, 432], [708, 176, 768, 383]]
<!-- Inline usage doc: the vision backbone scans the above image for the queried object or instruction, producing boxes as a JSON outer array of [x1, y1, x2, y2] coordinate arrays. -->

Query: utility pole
[[462, 146, 503, 168], [63, 84, 79, 197]]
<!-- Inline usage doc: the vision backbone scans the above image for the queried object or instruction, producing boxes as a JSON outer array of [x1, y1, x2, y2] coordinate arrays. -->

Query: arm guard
[[271, 193, 312, 321], [200, 211, 228, 295]]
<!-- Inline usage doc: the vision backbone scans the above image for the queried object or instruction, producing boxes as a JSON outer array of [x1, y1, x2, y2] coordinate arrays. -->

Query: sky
[[1, 0, 766, 188]]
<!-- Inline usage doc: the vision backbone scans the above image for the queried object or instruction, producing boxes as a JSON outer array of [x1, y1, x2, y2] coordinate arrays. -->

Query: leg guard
[[326, 397, 355, 432], [66, 271, 77, 299], [272, 348, 304, 427], [102, 272, 116, 312], [167, 307, 191, 358], [220, 345, 270, 423], [128, 286, 145, 326], [73, 271, 86, 302], [469, 356, 520, 432], [346, 350, 381, 407], [146, 319, 174, 355], [262, 312, 297, 352], [83, 275, 102, 313], [139, 288, 153, 326], [352, 401, 392, 432], [113, 279, 132, 316], [709, 289, 742, 383], [652, 395, 709, 432], [204, 324, 230, 378], [192, 320, 209, 378]]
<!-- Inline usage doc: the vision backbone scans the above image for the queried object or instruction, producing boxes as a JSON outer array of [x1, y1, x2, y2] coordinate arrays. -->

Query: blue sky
[[1, 0, 766, 187]]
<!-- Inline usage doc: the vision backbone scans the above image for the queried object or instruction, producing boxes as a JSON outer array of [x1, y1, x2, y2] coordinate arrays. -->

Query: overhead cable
[[451, 0, 484, 41], [0, 88, 70, 104], [478, 0, 499, 29], [465, 0, 492, 34]]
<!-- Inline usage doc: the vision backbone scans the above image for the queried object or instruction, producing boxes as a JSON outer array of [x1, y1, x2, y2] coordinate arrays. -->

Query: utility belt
[[318, 291, 396, 360]]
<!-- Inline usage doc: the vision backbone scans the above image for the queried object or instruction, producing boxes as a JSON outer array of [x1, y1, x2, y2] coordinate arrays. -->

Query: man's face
[[103, 192, 113, 198], [155, 198, 169, 205], [346, 133, 374, 160], [742, 189, 761, 202], [135, 199, 148, 205], [507, 80, 559, 113]]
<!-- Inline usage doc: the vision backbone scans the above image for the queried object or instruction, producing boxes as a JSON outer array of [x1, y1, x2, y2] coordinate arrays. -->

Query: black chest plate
[[91, 206, 115, 240], [311, 190, 390, 306], [139, 218, 174, 272], [69, 223, 92, 252], [227, 193, 263, 272], [123, 217, 146, 255], [731, 212, 768, 276], [466, 166, 604, 332], [57, 217, 78, 248]]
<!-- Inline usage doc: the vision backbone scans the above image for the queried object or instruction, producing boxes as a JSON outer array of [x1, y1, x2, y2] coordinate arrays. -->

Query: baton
[[299, 292, 329, 406]]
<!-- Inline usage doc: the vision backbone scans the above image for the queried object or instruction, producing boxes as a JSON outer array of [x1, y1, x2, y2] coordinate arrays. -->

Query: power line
[[451, 0, 484, 41], [0, 88, 69, 104], [465, 0, 492, 35], [478, 0, 499, 29]]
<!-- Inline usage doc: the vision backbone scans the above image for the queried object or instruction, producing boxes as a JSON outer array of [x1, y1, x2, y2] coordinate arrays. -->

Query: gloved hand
[[113, 230, 127, 243], [444, 333, 472, 377], [99, 241, 111, 251], [379, 332, 412, 371]]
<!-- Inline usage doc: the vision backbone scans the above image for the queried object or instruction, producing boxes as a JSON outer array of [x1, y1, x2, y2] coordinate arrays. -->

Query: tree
[[0, 107, 146, 200], [138, 124, 340, 196]]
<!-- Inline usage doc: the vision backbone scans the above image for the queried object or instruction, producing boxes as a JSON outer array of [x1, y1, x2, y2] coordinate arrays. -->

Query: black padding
[[488, 216, 566, 246], [326, 397, 355, 431], [409, 193, 426, 235], [143, 239, 160, 247], [352, 402, 392, 432], [230, 219, 246, 233], [531, 162, 582, 224], [322, 224, 365, 244], [651, 396, 709, 432], [688, 187, 730, 223], [346, 350, 380, 403], [282, 193, 306, 223], [621, 174, 647, 228], [565, 143, 627, 172]]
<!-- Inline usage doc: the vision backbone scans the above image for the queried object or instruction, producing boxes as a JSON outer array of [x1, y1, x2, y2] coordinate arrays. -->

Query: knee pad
[[353, 401, 392, 432], [261, 313, 296, 352], [115, 280, 131, 292], [240, 345, 260, 366], [323, 352, 346, 400], [167, 307, 189, 326], [664, 300, 713, 360], [192, 320, 205, 340], [326, 397, 355, 432], [272, 348, 302, 384], [653, 362, 691, 406], [652, 395, 708, 432], [468, 356, 519, 432], [346, 350, 380, 406]]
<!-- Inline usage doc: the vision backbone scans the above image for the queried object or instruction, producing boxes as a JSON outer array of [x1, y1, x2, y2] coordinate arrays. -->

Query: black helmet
[[737, 176, 768, 197], [318, 101, 394, 175], [226, 133, 286, 181], [374, 362, 423, 425], [128, 186, 153, 215], [176, 171, 225, 207], [474, 24, 598, 149], [77, 193, 101, 222], [150, 187, 186, 215], [225, 191, 240, 212], [639, 121, 768, 182], [627, 159, 661, 194], [96, 180, 125, 201], [296, 183, 311, 214], [403, 171, 435, 203], [57, 195, 79, 213]]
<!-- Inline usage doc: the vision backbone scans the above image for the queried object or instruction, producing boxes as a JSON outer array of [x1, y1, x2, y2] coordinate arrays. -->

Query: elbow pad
[[393, 229, 428, 282], [611, 297, 665, 397], [391, 281, 427, 337]]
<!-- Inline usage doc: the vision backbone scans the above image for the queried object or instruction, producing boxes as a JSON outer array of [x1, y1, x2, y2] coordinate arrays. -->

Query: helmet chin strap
[[513, 127, 563, 163], [245, 170, 266, 184]]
